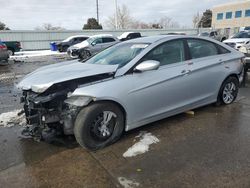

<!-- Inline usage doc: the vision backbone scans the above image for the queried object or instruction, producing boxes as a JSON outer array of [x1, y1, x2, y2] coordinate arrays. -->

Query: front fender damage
[[20, 73, 113, 142]]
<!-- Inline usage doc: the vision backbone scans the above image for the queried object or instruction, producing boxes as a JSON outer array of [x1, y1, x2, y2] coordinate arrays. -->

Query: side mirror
[[91, 42, 96, 46], [134, 60, 160, 72]]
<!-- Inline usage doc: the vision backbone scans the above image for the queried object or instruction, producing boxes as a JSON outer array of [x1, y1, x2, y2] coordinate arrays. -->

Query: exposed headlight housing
[[64, 96, 94, 107], [31, 83, 53, 93]]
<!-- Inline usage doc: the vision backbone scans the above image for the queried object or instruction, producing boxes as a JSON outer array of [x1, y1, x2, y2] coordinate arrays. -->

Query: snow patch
[[123, 132, 159, 158], [118, 177, 140, 188], [10, 50, 65, 61], [0, 110, 26, 127]]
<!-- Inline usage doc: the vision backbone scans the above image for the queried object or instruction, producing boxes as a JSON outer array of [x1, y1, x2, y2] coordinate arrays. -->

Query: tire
[[79, 50, 91, 60], [7, 49, 14, 56], [62, 45, 69, 52], [217, 77, 239, 105], [74, 102, 125, 150]]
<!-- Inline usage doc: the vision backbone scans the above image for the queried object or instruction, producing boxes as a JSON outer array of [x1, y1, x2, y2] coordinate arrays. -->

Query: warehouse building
[[212, 1, 250, 34]]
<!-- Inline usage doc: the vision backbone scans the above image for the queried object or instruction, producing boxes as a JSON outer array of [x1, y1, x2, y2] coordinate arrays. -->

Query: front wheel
[[217, 77, 239, 105], [74, 102, 125, 150], [79, 50, 91, 60]]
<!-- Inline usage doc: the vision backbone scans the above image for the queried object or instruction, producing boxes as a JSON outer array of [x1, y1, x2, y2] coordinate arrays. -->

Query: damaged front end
[[20, 74, 113, 141]]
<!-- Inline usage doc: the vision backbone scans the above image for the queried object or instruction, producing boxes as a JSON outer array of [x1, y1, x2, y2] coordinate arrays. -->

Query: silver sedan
[[18, 35, 245, 150]]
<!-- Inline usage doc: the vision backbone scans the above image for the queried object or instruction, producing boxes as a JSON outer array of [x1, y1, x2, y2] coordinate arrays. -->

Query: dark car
[[118, 32, 142, 41], [0, 41, 9, 65], [3, 41, 22, 56], [56, 35, 89, 52]]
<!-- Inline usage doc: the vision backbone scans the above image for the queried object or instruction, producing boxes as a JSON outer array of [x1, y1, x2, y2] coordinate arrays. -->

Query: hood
[[72, 41, 89, 49], [223, 38, 250, 44], [18, 60, 119, 93]]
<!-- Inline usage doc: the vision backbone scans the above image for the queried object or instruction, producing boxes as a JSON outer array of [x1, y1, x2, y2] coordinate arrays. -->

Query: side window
[[217, 45, 230, 54], [141, 40, 185, 66], [187, 39, 218, 59], [93, 38, 103, 45], [79, 37, 88, 42], [102, 37, 116, 43]]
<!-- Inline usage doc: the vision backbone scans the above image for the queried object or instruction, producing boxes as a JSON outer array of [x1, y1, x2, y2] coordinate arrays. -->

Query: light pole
[[114, 0, 118, 29], [96, 0, 99, 23]]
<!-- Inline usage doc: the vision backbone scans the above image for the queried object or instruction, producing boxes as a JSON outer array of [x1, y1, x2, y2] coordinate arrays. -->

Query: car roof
[[123, 35, 183, 44], [90, 34, 115, 38]]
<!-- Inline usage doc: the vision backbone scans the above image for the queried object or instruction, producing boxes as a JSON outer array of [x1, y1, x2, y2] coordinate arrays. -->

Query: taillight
[[0, 44, 7, 50], [241, 57, 246, 65]]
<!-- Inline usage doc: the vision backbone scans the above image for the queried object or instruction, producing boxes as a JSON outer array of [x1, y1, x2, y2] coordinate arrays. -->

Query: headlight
[[31, 83, 52, 93], [64, 96, 93, 107]]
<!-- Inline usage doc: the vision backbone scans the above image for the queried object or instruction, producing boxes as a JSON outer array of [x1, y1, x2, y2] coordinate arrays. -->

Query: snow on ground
[[123, 132, 160, 158], [118, 177, 140, 188], [10, 50, 66, 61], [0, 109, 26, 128]]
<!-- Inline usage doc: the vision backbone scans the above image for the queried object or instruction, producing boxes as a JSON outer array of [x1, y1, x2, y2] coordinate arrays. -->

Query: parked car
[[198, 31, 227, 42], [2, 41, 22, 56], [18, 35, 244, 150], [56, 35, 89, 52], [67, 34, 119, 59], [0, 41, 9, 65], [239, 26, 250, 32], [118, 32, 142, 41], [239, 44, 250, 71], [223, 31, 250, 50]]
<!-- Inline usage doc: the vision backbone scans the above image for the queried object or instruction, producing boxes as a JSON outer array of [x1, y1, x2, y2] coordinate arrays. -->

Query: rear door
[[185, 38, 231, 105], [102, 37, 117, 49]]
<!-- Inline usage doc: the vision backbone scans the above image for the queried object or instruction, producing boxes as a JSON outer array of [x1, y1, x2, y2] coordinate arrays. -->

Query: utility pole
[[114, 0, 118, 29], [96, 0, 99, 23]]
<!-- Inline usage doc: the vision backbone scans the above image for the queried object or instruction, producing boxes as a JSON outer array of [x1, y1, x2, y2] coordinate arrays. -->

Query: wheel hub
[[223, 82, 236, 104], [91, 111, 117, 140]]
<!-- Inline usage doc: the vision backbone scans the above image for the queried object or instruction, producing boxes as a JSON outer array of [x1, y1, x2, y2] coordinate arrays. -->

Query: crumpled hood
[[18, 60, 118, 93], [224, 38, 250, 44]]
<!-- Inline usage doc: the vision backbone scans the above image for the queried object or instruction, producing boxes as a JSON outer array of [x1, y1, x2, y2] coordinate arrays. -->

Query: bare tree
[[158, 16, 173, 29], [35, 23, 65, 31], [105, 4, 133, 29], [192, 12, 201, 28]]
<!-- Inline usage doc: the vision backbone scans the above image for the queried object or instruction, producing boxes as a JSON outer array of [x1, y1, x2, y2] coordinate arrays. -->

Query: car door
[[128, 39, 194, 126], [184, 38, 231, 106], [91, 38, 103, 53]]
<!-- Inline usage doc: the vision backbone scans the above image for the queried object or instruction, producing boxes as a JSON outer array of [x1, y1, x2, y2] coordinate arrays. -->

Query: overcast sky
[[0, 0, 239, 30]]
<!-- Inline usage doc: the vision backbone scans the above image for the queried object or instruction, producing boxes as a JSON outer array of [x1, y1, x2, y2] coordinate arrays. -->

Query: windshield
[[86, 43, 149, 67], [86, 37, 96, 44], [232, 32, 250, 38]]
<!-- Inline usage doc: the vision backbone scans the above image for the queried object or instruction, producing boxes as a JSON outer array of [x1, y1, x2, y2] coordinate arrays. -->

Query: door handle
[[181, 70, 192, 75], [181, 70, 186, 74]]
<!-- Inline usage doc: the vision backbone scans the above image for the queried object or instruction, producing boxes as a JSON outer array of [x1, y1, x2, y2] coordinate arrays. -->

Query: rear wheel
[[217, 77, 239, 105], [74, 102, 124, 150], [7, 49, 14, 56]]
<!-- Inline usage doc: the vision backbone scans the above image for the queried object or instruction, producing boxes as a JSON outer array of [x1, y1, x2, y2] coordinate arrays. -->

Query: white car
[[67, 34, 119, 59], [223, 32, 250, 50]]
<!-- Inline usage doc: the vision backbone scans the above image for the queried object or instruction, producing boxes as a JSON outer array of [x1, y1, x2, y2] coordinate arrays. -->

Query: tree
[[106, 4, 133, 29], [192, 12, 201, 28], [83, 18, 102, 30], [35, 23, 65, 30], [198, 9, 212, 28], [0, 21, 10, 30]]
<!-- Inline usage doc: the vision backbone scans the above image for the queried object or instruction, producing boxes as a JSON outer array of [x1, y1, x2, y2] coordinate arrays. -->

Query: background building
[[212, 1, 250, 35]]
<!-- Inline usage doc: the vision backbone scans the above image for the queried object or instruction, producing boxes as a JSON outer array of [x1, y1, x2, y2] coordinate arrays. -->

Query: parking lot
[[1, 54, 250, 188]]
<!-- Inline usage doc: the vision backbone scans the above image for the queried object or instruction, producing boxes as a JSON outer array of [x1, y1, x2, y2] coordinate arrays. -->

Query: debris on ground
[[185, 110, 195, 116], [123, 132, 159, 158], [118, 177, 140, 188], [0, 109, 26, 127]]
